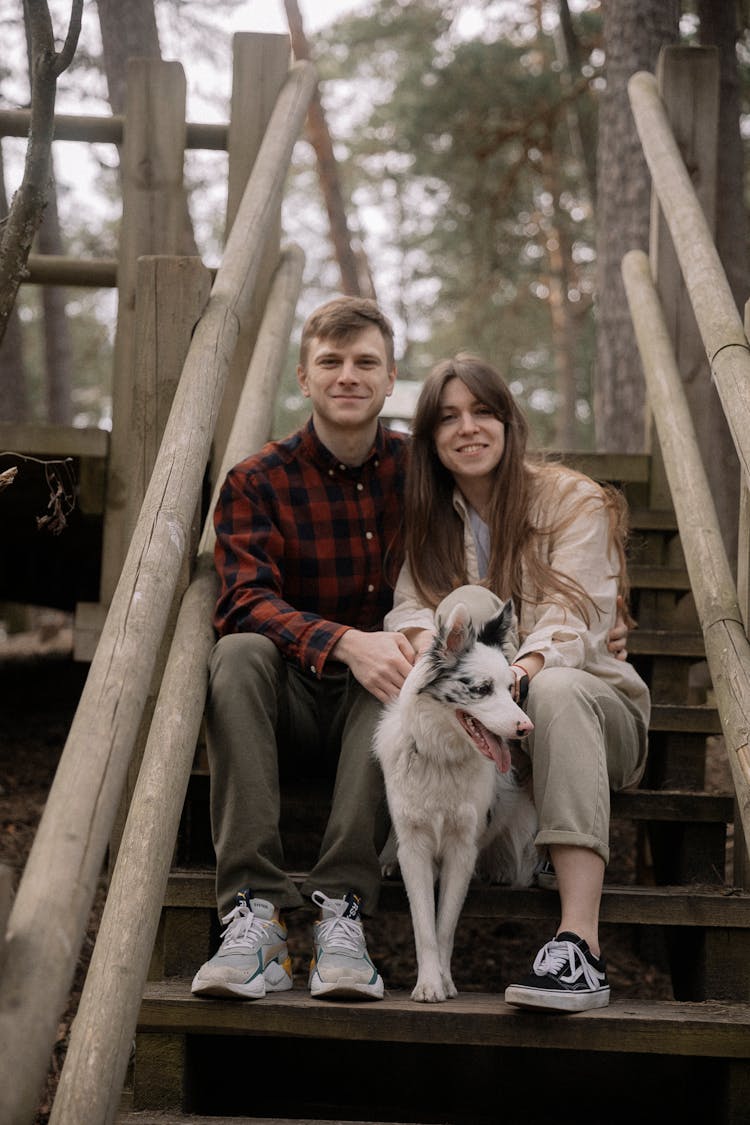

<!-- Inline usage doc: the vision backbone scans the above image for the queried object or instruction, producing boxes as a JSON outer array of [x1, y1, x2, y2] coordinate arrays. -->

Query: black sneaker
[[505, 931, 610, 1012]]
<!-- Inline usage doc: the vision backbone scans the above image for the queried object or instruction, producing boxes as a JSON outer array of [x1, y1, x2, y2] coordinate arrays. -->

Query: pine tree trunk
[[37, 163, 74, 425], [283, 0, 372, 297], [0, 143, 28, 422], [593, 0, 679, 451]]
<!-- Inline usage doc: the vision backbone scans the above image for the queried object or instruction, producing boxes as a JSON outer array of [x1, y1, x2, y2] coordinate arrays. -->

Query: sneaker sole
[[191, 974, 266, 1000], [310, 977, 384, 1001], [504, 985, 610, 1013]]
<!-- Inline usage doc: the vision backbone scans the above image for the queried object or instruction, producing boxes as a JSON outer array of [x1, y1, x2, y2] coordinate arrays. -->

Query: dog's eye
[[469, 679, 493, 698]]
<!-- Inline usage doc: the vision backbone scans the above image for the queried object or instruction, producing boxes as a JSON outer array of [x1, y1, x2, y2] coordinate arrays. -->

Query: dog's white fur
[[374, 599, 539, 1003]]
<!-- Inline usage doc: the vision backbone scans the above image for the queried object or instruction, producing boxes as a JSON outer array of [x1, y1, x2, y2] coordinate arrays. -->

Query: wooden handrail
[[49, 243, 305, 1125], [628, 70, 750, 486], [0, 60, 316, 1125], [622, 250, 750, 866], [0, 107, 229, 149]]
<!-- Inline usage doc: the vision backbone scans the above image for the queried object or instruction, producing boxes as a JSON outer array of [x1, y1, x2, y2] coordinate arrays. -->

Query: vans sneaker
[[504, 931, 610, 1012], [308, 890, 384, 1000], [191, 890, 293, 1000]]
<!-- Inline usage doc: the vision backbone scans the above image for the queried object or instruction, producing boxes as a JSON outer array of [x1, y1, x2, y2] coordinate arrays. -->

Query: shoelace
[[220, 902, 276, 951], [533, 937, 603, 990], [316, 912, 365, 955]]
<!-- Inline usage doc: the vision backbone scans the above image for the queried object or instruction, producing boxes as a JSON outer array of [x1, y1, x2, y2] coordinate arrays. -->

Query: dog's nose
[[516, 717, 534, 736]]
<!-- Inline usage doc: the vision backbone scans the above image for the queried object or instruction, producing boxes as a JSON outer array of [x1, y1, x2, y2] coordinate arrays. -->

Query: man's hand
[[607, 595, 630, 661], [332, 629, 416, 702]]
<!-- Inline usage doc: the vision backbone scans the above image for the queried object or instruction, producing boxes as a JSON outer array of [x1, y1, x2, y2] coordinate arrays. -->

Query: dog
[[374, 597, 539, 1002]]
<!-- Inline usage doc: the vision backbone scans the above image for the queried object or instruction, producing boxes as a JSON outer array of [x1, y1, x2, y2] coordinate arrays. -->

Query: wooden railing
[[0, 58, 315, 1125], [624, 60, 750, 881]]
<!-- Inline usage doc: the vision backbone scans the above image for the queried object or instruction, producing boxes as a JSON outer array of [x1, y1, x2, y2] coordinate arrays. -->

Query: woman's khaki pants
[[525, 666, 648, 865]]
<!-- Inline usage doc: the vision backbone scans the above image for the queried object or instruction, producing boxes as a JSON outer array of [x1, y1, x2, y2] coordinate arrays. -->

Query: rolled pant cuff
[[534, 830, 610, 866]]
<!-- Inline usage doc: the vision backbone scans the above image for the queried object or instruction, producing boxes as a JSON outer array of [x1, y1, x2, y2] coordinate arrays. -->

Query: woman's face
[[433, 377, 506, 491]]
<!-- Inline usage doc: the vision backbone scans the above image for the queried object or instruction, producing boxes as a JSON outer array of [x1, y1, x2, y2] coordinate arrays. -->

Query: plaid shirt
[[213, 418, 409, 677]]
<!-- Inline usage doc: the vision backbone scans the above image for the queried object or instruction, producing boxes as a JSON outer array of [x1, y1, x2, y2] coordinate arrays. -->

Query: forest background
[[0, 0, 748, 462]]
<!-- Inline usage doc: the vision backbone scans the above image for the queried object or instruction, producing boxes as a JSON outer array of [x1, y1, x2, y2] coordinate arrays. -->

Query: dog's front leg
[[435, 841, 478, 999], [397, 839, 445, 1002]]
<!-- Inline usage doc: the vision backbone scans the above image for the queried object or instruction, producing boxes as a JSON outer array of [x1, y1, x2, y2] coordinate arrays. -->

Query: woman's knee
[[526, 666, 594, 723]]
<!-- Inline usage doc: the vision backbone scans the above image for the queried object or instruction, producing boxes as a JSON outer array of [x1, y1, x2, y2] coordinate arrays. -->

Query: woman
[[385, 354, 650, 1012]]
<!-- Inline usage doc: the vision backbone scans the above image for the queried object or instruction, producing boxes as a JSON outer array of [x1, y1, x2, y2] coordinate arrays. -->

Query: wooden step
[[629, 508, 678, 532], [650, 703, 721, 733], [138, 983, 750, 1059], [628, 629, 704, 657], [612, 788, 732, 822], [120, 1117, 421, 1125], [630, 565, 691, 591], [163, 870, 750, 928]]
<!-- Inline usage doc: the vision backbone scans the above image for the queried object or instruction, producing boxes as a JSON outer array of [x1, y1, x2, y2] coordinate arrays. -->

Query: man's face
[[297, 325, 396, 433]]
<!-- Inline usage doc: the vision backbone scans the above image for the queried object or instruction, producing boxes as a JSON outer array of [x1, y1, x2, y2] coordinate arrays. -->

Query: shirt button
[[367, 584, 374, 592], [365, 531, 373, 540], [339, 464, 347, 471], [328, 469, 334, 476], [357, 482, 364, 491], [310, 665, 316, 674]]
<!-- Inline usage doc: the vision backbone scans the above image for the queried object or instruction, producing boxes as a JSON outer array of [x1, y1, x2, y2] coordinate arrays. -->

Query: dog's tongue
[[458, 711, 511, 773]]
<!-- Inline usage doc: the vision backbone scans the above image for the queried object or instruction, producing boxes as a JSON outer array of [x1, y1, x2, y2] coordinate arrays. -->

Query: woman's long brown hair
[[404, 354, 630, 624]]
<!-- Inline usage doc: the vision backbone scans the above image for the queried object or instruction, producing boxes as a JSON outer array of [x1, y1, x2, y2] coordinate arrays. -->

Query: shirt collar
[[300, 416, 386, 474]]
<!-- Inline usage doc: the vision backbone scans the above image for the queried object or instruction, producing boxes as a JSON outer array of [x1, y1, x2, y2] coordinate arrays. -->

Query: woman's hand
[[607, 595, 630, 661]]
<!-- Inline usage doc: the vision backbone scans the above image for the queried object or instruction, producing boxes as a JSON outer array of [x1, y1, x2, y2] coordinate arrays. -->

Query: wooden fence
[[0, 44, 315, 1125]]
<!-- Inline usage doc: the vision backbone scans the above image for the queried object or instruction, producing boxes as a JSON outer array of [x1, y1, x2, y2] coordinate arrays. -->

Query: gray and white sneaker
[[191, 890, 293, 1000], [505, 931, 610, 1012], [308, 890, 384, 1000]]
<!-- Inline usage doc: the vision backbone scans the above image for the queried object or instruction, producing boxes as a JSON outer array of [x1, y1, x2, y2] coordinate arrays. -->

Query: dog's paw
[[441, 974, 458, 999], [411, 978, 447, 1003]]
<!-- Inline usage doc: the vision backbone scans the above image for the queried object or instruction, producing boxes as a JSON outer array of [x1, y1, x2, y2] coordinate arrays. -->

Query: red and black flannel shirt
[[213, 418, 409, 678]]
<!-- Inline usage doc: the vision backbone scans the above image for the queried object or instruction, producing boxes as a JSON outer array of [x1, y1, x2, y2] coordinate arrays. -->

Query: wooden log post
[[210, 32, 290, 483], [50, 244, 305, 1125], [99, 60, 190, 609], [646, 45, 720, 713], [108, 255, 212, 860], [0, 61, 315, 1125]]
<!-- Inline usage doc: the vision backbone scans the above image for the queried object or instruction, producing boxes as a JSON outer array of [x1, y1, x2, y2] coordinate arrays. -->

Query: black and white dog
[[374, 597, 539, 1002]]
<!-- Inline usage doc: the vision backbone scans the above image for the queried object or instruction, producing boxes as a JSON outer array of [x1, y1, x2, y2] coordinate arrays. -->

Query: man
[[191, 297, 414, 1002]]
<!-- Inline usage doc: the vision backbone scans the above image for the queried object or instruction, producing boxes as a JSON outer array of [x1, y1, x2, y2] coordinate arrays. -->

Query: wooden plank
[[163, 870, 750, 928], [629, 508, 677, 532], [629, 565, 690, 591], [650, 704, 721, 733], [0, 422, 108, 458], [137, 985, 750, 1059], [100, 61, 191, 606], [612, 789, 732, 822], [628, 630, 704, 657], [555, 451, 651, 484]]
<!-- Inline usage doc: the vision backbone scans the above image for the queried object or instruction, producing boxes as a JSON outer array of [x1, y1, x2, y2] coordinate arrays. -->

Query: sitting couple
[[191, 296, 649, 1012]]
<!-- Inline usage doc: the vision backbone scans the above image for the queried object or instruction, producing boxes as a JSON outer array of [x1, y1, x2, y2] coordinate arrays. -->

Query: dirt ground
[[3, 613, 731, 1123]]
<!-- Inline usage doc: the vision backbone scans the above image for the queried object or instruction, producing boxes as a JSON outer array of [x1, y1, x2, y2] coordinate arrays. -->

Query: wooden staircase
[[126, 453, 750, 1125]]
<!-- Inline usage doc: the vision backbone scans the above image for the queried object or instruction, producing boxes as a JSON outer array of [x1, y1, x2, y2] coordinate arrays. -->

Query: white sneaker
[[308, 890, 384, 1001], [191, 891, 293, 1000]]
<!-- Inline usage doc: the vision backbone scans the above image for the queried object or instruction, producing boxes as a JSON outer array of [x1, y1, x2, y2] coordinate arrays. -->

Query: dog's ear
[[434, 602, 475, 663], [477, 599, 517, 658]]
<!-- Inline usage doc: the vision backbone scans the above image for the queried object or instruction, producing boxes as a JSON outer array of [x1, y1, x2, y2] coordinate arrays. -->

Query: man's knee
[[209, 632, 280, 693]]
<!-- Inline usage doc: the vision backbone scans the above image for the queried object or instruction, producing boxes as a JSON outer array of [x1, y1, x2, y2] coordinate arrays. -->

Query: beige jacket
[[384, 474, 651, 729]]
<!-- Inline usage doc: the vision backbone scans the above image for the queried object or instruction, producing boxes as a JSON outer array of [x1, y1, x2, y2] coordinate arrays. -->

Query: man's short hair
[[299, 296, 395, 370]]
